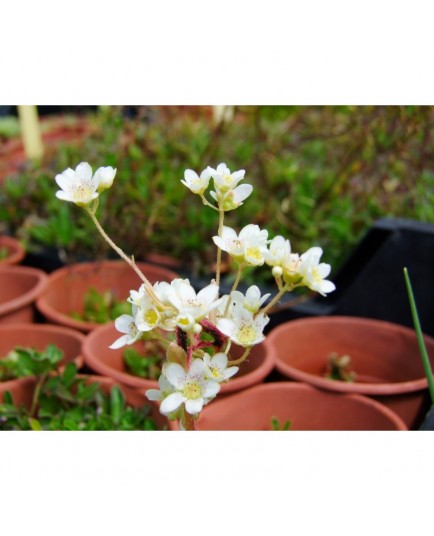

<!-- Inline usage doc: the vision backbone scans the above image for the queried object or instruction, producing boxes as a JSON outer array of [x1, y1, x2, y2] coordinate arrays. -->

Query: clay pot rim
[[0, 265, 47, 316], [267, 315, 433, 395], [0, 322, 86, 392], [36, 260, 179, 333], [0, 235, 26, 266], [176, 381, 407, 431], [83, 322, 159, 390], [83, 320, 275, 393]]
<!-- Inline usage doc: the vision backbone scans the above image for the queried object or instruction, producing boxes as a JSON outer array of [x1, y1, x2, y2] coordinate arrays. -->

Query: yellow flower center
[[71, 183, 94, 203], [245, 247, 262, 263], [183, 381, 202, 400], [237, 324, 257, 346], [144, 308, 159, 326], [209, 365, 221, 378]]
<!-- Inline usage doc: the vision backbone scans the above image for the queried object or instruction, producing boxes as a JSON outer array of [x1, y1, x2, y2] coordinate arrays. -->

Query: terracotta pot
[[145, 253, 183, 271], [82, 321, 275, 395], [0, 235, 25, 266], [0, 265, 47, 324], [267, 316, 434, 430], [0, 374, 170, 431], [0, 116, 93, 182], [190, 382, 407, 431], [36, 260, 179, 333], [0, 323, 85, 395]]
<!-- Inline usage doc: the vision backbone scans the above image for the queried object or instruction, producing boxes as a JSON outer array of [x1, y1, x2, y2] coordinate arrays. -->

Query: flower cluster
[[54, 160, 335, 430]]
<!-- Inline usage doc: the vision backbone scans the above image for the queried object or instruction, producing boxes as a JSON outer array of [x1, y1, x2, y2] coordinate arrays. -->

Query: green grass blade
[[403, 267, 434, 405]]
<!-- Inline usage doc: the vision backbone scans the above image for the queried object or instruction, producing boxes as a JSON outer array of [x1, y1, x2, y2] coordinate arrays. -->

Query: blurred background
[[1, 105, 433, 285]]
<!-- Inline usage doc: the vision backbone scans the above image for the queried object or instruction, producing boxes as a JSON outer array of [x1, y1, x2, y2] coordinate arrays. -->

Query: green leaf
[[28, 418, 42, 431], [110, 386, 125, 426], [62, 362, 78, 388]]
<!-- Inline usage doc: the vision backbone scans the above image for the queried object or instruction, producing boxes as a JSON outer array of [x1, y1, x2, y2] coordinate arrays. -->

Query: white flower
[[166, 279, 222, 329], [134, 301, 161, 332], [209, 162, 245, 193], [94, 166, 117, 192], [109, 310, 141, 349], [212, 224, 269, 266], [203, 352, 239, 382], [181, 168, 212, 195], [158, 359, 220, 415], [298, 247, 336, 296], [217, 308, 270, 347], [231, 285, 270, 314], [264, 235, 291, 267], [210, 183, 253, 211], [55, 162, 103, 206]]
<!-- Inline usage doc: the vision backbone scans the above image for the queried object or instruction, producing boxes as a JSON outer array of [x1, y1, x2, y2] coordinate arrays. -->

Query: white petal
[[233, 184, 252, 202], [189, 358, 205, 376], [212, 236, 227, 251], [216, 318, 235, 337], [114, 314, 134, 334], [75, 162, 92, 181], [185, 397, 203, 415], [55, 171, 73, 191], [109, 334, 129, 349], [216, 163, 228, 173], [160, 392, 185, 414], [165, 362, 187, 388], [146, 389, 162, 401], [177, 280, 197, 303], [317, 263, 331, 278], [319, 280, 336, 295], [221, 226, 238, 242], [200, 167, 212, 180], [223, 366, 239, 380], [197, 283, 219, 305], [184, 169, 199, 182], [55, 190, 73, 202], [232, 170, 245, 182], [202, 380, 220, 398], [211, 352, 228, 369], [246, 285, 261, 302]]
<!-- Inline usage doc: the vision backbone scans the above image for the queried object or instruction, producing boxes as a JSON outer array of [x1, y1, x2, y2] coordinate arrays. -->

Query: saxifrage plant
[[53, 160, 336, 430]]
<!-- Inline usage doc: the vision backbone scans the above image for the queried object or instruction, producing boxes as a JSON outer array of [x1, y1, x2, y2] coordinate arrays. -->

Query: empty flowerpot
[[0, 322, 85, 394], [0, 265, 47, 324], [0, 235, 25, 266], [191, 382, 406, 430], [266, 316, 434, 429], [36, 260, 179, 333], [82, 321, 275, 395]]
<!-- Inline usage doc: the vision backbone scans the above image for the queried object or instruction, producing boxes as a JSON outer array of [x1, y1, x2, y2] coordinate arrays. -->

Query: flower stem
[[85, 207, 165, 308], [223, 264, 244, 317], [200, 195, 219, 212], [180, 407, 196, 431], [404, 267, 434, 405], [228, 347, 251, 366], [258, 282, 291, 316], [215, 208, 225, 289]]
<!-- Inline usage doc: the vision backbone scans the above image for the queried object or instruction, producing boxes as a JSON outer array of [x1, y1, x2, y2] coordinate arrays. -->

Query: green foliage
[[2, 105, 434, 275], [123, 342, 165, 380], [71, 287, 130, 324], [0, 362, 158, 431], [271, 417, 292, 431], [0, 344, 64, 382], [0, 247, 9, 260]]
